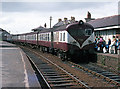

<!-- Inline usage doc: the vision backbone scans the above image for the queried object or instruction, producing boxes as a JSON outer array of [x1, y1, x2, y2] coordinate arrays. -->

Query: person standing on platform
[[103, 39, 106, 53], [115, 39, 118, 54], [94, 36, 98, 51], [111, 36, 116, 54], [118, 39, 120, 54], [99, 36, 103, 53], [106, 38, 111, 53]]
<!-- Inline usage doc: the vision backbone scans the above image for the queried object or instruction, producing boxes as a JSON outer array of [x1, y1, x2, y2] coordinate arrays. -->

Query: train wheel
[[63, 52, 67, 61], [47, 47, 49, 53], [42, 47, 45, 53], [39, 46, 42, 52], [57, 51, 61, 59], [60, 52, 65, 61]]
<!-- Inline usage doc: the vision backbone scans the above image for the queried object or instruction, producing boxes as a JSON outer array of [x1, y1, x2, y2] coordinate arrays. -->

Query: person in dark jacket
[[115, 39, 118, 54], [118, 39, 120, 52], [106, 38, 111, 53]]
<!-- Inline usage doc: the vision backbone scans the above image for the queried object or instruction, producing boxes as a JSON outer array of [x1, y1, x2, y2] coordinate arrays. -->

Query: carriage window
[[85, 29, 92, 36], [45, 34, 47, 41], [34, 35, 35, 40], [42, 34, 43, 41], [60, 33, 62, 41], [63, 33, 65, 41], [48, 34, 49, 41], [40, 34, 41, 40]]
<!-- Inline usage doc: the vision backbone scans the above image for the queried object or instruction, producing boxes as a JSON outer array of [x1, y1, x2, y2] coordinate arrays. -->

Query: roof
[[88, 15, 120, 29], [32, 26, 48, 32], [52, 25, 67, 31], [0, 28, 10, 35], [0, 28, 5, 32]]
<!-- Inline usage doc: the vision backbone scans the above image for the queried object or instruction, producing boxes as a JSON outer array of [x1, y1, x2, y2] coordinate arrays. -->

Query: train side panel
[[26, 33, 37, 45], [38, 32, 51, 47], [53, 30, 68, 51]]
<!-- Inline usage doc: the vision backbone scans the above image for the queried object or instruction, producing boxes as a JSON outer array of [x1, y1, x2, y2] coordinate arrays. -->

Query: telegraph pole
[[50, 16, 52, 28]]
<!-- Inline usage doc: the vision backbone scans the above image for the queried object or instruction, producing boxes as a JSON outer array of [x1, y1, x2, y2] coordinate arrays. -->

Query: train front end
[[67, 20, 95, 60]]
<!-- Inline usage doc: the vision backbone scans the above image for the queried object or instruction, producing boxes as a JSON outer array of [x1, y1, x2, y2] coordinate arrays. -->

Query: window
[[68, 28, 85, 36], [40, 34, 41, 40], [48, 34, 49, 41], [34, 35, 35, 40], [42, 34, 43, 40], [60, 33, 62, 41], [85, 29, 92, 36], [63, 33, 65, 41]]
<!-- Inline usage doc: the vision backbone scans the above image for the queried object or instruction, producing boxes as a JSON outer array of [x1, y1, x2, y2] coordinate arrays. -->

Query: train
[[8, 20, 95, 61]]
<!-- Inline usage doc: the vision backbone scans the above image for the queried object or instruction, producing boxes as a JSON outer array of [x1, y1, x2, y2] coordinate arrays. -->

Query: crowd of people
[[94, 36, 120, 54]]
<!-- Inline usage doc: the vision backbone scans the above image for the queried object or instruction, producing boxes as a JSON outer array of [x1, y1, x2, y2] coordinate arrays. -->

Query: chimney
[[64, 17, 67, 21], [87, 11, 91, 19], [64, 17, 68, 24], [71, 16, 75, 23], [58, 18, 62, 22], [85, 11, 95, 22]]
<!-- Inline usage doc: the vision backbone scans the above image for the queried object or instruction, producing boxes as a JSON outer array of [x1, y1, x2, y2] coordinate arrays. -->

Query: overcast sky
[[0, 0, 119, 34]]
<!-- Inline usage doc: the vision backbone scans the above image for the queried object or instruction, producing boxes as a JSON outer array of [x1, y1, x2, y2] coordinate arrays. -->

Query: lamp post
[[50, 16, 52, 28]]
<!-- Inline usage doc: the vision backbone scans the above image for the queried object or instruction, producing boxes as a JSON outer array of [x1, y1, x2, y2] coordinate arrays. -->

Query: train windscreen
[[68, 28, 92, 37]]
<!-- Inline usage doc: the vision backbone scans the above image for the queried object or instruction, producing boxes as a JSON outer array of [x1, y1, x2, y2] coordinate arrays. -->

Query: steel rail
[[21, 46, 91, 89], [27, 55, 52, 89], [33, 50, 91, 89], [68, 61, 120, 87]]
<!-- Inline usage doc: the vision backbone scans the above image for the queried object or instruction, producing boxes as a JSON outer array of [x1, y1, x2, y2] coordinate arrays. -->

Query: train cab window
[[85, 29, 92, 36], [63, 33, 65, 41], [60, 33, 62, 41], [68, 28, 85, 36]]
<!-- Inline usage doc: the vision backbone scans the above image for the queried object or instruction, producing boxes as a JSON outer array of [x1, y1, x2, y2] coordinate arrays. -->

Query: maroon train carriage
[[11, 34, 19, 43], [17, 33, 26, 45], [25, 32, 38, 48], [10, 20, 94, 61], [37, 29, 52, 52]]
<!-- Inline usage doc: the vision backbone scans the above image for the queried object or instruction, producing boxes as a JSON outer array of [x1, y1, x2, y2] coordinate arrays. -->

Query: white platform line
[[20, 50, 30, 88]]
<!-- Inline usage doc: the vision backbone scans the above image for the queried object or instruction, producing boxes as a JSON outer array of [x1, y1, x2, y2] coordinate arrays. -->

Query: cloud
[[2, 2, 112, 12], [0, 2, 118, 34]]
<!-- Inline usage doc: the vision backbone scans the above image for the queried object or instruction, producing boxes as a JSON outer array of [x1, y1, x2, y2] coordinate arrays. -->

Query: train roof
[[38, 28, 50, 33], [37, 24, 69, 33], [52, 25, 68, 31], [25, 31, 38, 35], [12, 31, 38, 36]]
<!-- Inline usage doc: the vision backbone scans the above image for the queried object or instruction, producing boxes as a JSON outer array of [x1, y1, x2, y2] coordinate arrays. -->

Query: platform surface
[[0, 41, 41, 88]]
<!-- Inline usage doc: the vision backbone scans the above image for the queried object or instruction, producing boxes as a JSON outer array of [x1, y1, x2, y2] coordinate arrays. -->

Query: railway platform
[[0, 41, 41, 88], [94, 52, 120, 73]]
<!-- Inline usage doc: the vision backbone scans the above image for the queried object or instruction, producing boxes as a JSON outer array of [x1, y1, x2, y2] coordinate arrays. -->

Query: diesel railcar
[[11, 20, 95, 61]]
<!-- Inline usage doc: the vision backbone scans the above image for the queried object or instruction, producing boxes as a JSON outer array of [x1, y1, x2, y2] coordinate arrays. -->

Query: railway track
[[67, 61, 120, 87], [21, 46, 91, 89]]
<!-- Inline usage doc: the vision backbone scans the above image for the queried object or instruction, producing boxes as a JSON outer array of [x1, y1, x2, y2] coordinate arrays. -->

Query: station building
[[0, 28, 11, 41], [87, 14, 120, 44]]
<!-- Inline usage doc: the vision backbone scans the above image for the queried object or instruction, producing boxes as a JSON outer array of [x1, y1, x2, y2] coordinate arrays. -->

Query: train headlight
[[78, 20, 84, 25]]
